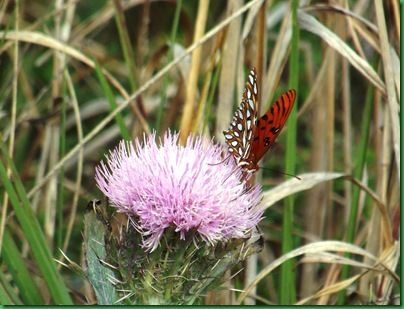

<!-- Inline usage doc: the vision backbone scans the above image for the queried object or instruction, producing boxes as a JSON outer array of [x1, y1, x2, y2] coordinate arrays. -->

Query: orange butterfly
[[223, 68, 296, 176]]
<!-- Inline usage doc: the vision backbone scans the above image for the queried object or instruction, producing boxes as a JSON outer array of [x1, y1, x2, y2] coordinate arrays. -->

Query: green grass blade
[[0, 139, 73, 304], [1, 228, 43, 304], [0, 267, 22, 304], [57, 94, 67, 252], [280, 0, 300, 304], [112, 0, 138, 92], [202, 63, 221, 133], [93, 59, 131, 141]]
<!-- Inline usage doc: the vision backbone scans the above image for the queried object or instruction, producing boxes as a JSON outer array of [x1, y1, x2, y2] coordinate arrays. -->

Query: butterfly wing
[[251, 89, 296, 162], [223, 68, 259, 165]]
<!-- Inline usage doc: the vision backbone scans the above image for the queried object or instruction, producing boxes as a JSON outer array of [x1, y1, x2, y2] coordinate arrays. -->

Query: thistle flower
[[95, 130, 263, 252], [88, 130, 265, 304]]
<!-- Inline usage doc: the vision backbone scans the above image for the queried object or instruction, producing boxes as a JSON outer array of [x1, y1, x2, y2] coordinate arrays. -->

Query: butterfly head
[[237, 156, 259, 174]]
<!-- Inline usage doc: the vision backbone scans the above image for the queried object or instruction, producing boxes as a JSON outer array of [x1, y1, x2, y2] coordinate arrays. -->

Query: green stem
[[280, 0, 299, 304]]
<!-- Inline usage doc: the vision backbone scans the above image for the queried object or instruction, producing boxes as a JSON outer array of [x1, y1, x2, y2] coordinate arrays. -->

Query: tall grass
[[0, 0, 400, 305]]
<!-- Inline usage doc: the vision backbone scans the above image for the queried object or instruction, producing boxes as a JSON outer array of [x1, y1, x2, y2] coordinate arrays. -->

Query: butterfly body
[[223, 68, 296, 177]]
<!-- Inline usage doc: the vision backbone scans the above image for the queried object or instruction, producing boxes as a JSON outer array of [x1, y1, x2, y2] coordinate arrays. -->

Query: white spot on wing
[[248, 99, 254, 110]]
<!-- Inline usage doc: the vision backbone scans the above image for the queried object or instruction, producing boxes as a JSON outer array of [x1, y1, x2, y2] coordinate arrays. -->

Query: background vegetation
[[0, 0, 400, 305]]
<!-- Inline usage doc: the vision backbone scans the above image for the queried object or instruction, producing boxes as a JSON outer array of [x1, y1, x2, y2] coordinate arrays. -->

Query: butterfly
[[223, 67, 296, 178]]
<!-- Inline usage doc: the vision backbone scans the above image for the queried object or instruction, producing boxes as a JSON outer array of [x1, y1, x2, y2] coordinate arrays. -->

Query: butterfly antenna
[[259, 167, 301, 180]]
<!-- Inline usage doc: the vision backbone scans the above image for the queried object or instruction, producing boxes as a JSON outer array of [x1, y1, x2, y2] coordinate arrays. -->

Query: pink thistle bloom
[[95, 130, 263, 251]]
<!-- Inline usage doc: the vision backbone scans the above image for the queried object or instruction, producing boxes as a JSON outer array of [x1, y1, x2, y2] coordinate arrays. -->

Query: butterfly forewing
[[251, 89, 296, 162], [223, 68, 259, 164]]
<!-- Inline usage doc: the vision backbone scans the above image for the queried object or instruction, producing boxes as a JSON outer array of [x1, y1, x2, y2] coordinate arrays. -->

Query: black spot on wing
[[271, 127, 279, 134]]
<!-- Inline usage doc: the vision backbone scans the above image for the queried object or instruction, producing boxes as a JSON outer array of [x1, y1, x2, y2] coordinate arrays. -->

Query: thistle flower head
[[95, 130, 263, 251]]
